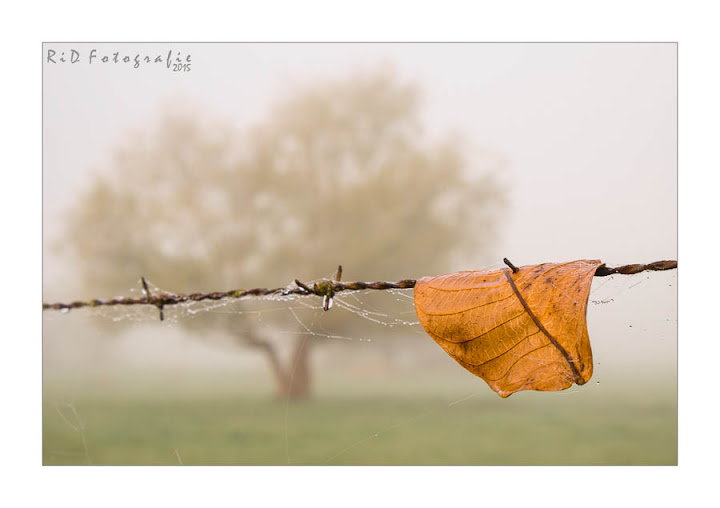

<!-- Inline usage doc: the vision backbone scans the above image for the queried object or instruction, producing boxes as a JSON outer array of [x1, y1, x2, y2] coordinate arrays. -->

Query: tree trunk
[[279, 335, 312, 401], [240, 331, 313, 401]]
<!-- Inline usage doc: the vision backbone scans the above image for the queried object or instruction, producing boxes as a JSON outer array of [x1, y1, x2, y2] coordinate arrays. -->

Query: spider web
[[42, 264, 677, 465]]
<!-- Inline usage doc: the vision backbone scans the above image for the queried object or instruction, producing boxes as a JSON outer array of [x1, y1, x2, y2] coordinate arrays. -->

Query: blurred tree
[[65, 70, 505, 400]]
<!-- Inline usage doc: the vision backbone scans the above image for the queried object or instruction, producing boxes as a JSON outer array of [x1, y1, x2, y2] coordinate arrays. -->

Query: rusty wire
[[42, 260, 676, 320]]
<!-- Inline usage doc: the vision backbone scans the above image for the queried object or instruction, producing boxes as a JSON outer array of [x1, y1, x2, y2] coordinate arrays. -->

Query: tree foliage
[[65, 70, 505, 398]]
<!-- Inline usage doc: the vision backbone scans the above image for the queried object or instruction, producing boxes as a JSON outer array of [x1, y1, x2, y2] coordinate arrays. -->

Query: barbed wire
[[42, 259, 677, 320]]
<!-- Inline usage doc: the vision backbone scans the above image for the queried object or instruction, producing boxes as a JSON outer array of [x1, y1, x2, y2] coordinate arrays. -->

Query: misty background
[[42, 43, 677, 465]]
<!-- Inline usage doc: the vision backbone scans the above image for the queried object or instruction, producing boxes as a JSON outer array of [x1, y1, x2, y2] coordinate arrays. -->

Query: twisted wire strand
[[42, 260, 676, 318], [593, 259, 677, 277]]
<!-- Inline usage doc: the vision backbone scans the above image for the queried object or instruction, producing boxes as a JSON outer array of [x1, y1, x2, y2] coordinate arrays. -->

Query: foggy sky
[[43, 43, 676, 295], [42, 43, 677, 373]]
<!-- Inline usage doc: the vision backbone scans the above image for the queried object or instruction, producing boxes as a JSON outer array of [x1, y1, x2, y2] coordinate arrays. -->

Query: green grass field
[[43, 376, 676, 465]]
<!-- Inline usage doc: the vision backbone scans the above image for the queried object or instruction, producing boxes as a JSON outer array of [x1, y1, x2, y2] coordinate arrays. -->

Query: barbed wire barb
[[42, 259, 677, 319]]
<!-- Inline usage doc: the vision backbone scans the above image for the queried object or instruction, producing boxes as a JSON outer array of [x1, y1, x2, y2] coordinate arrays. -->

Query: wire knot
[[503, 258, 519, 274], [294, 265, 342, 311], [141, 277, 165, 321]]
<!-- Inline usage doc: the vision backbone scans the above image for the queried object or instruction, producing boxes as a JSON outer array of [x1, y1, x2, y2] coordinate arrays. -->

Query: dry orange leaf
[[414, 260, 604, 398]]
